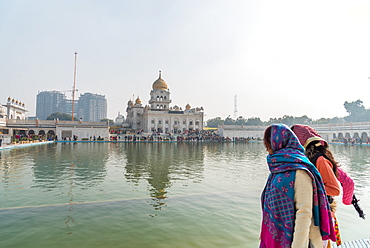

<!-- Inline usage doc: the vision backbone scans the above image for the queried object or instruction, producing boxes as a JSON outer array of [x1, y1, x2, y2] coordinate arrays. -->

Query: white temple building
[[124, 71, 204, 133], [1, 97, 28, 120]]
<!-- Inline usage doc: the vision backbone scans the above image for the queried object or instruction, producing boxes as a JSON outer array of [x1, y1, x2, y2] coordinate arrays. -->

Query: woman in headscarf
[[291, 124, 354, 246], [291, 124, 340, 198], [260, 124, 335, 248]]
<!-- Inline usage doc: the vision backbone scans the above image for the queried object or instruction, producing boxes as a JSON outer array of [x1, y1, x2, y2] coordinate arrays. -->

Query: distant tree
[[294, 115, 312, 125], [224, 115, 235, 125], [101, 118, 115, 126], [46, 112, 77, 121], [330, 117, 345, 123], [344, 100, 366, 115], [246, 117, 263, 126], [311, 118, 330, 125], [235, 116, 247, 125], [266, 117, 278, 125], [206, 117, 224, 127], [344, 100, 370, 122]]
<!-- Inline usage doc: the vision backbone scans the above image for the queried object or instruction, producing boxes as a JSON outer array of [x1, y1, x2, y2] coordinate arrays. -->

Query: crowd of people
[[332, 137, 370, 145], [109, 129, 258, 143]]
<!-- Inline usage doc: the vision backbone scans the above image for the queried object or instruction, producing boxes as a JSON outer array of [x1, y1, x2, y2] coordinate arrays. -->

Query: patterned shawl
[[260, 124, 335, 248]]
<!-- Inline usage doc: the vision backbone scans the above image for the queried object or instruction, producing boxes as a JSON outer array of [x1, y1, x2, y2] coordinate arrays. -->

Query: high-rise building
[[77, 93, 107, 122], [36, 91, 67, 120], [65, 99, 78, 119]]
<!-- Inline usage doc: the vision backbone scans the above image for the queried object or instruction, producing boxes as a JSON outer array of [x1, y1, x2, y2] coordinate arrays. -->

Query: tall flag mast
[[234, 95, 238, 119], [72, 51, 78, 121]]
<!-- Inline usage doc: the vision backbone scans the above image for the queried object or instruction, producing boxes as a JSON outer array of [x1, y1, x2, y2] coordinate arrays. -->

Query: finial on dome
[[159, 70, 161, 78]]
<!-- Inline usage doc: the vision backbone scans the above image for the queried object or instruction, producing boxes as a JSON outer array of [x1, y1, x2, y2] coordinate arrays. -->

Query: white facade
[[218, 125, 265, 139], [125, 72, 204, 133], [2, 97, 28, 120]]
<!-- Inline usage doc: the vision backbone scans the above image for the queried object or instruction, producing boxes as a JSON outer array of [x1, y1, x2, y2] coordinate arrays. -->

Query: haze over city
[[2, 0, 370, 121]]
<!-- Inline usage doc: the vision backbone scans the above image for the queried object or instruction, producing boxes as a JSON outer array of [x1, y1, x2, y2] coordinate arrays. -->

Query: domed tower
[[149, 71, 171, 110]]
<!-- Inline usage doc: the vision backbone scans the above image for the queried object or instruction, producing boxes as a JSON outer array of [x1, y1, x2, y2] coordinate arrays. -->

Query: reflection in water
[[65, 162, 77, 235], [1, 142, 370, 247], [31, 143, 109, 189], [123, 143, 205, 210], [331, 145, 370, 190], [30, 143, 109, 234]]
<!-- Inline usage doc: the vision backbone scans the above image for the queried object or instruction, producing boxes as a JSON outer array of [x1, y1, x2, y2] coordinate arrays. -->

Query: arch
[[28, 130, 35, 135], [345, 133, 351, 138], [353, 132, 360, 139], [332, 133, 337, 139], [39, 130, 46, 135], [47, 130, 55, 135], [361, 132, 368, 141], [338, 133, 344, 139]]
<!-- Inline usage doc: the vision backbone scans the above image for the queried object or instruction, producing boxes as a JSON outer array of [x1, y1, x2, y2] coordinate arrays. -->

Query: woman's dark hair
[[263, 126, 272, 151], [306, 141, 339, 176]]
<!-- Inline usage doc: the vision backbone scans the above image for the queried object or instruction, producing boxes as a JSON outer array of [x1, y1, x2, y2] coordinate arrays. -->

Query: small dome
[[185, 103, 191, 110], [152, 71, 168, 90], [127, 100, 133, 106], [135, 97, 142, 104]]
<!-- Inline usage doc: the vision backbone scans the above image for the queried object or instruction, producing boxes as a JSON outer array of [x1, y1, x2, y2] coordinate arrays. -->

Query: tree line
[[206, 99, 369, 127]]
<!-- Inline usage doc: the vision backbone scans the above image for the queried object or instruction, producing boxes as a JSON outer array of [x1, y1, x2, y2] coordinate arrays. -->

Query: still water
[[0, 142, 369, 248]]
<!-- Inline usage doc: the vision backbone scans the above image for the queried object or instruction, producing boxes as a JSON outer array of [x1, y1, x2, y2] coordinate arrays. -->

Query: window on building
[[189, 121, 193, 125], [183, 120, 186, 124], [165, 120, 169, 124], [158, 120, 162, 124], [151, 119, 155, 124], [174, 121, 178, 125], [195, 121, 199, 125]]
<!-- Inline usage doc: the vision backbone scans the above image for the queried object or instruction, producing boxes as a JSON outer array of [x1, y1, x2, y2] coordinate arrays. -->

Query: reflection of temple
[[123, 143, 205, 210], [124, 71, 204, 133]]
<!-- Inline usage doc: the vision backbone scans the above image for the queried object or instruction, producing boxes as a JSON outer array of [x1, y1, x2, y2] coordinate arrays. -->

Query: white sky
[[1, 0, 370, 121]]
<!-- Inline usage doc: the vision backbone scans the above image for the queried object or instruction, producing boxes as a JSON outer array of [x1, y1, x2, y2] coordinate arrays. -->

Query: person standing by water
[[260, 124, 335, 247], [291, 124, 353, 247]]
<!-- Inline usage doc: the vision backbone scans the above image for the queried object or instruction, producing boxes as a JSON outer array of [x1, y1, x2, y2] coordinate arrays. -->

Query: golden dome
[[185, 103, 191, 109], [135, 97, 142, 104], [152, 71, 168, 90]]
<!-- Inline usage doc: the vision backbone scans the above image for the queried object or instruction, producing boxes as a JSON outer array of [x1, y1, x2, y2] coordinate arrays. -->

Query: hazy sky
[[2, 0, 370, 121]]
